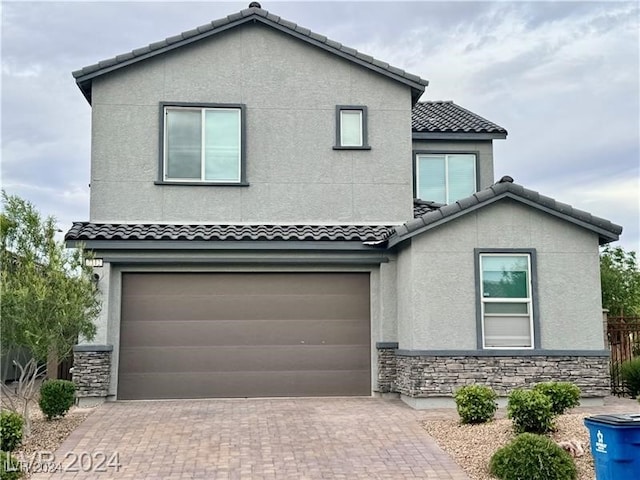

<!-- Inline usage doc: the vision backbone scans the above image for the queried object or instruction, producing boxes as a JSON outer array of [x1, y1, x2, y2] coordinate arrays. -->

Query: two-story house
[[66, 3, 622, 408]]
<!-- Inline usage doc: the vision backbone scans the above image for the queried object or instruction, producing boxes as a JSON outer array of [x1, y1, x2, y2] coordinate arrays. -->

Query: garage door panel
[[120, 319, 370, 347], [123, 294, 368, 322], [118, 370, 371, 399], [119, 345, 371, 373], [119, 272, 370, 399], [122, 273, 369, 297]]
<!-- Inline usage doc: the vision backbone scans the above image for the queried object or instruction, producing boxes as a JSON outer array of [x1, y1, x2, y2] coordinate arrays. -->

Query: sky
[[1, 0, 639, 251]]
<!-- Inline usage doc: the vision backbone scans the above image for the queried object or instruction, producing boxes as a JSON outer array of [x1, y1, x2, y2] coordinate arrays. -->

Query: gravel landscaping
[[423, 413, 593, 480], [2, 385, 94, 479], [423, 397, 640, 480]]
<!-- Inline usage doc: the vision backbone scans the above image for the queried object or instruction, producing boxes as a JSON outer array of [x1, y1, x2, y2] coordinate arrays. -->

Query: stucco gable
[[390, 177, 623, 247], [73, 4, 428, 104]]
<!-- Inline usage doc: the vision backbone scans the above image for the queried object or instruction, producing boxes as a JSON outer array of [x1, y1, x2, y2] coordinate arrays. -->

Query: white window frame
[[415, 153, 476, 204], [334, 105, 370, 150], [479, 253, 535, 350], [162, 104, 243, 184], [340, 110, 362, 146]]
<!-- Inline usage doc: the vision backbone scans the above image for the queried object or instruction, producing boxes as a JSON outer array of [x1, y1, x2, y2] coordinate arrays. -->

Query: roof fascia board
[[388, 192, 619, 248], [76, 14, 426, 103], [412, 132, 507, 140], [82, 251, 389, 265], [65, 239, 385, 251]]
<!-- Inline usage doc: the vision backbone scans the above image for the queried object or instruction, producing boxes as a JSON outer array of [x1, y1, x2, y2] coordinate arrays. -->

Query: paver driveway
[[32, 397, 470, 479]]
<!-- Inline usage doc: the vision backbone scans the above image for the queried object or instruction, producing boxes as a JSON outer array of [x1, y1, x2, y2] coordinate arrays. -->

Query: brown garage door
[[118, 272, 371, 399]]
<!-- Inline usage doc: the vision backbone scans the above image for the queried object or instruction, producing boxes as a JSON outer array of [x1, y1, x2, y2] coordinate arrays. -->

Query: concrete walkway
[[31, 397, 470, 479]]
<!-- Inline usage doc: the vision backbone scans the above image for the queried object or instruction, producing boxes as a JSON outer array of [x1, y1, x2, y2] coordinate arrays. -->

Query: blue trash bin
[[584, 413, 640, 480]]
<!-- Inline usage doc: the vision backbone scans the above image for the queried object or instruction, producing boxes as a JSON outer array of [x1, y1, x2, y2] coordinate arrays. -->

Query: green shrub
[[454, 384, 498, 424], [533, 382, 581, 415], [489, 432, 576, 480], [0, 411, 24, 452], [0, 451, 23, 479], [39, 379, 76, 420], [507, 389, 555, 434], [620, 357, 640, 397]]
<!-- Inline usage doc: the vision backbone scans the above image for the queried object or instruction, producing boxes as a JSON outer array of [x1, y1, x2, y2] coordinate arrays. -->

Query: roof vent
[[249, 1, 261, 7], [498, 175, 514, 184]]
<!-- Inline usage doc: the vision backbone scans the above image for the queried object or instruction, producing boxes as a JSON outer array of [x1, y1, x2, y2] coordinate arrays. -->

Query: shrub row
[[453, 382, 581, 480], [454, 381, 580, 430]]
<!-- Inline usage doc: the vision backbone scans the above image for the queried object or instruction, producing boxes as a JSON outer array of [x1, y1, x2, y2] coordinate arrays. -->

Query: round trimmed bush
[[507, 389, 555, 434], [0, 450, 23, 479], [0, 410, 24, 452], [489, 432, 577, 480], [454, 384, 498, 424], [39, 379, 76, 420], [533, 382, 581, 415]]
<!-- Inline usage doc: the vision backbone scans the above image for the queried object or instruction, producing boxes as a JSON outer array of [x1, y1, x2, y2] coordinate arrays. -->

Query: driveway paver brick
[[31, 397, 470, 479]]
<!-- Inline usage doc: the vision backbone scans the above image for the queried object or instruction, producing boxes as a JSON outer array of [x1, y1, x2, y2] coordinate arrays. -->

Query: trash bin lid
[[585, 414, 640, 426]]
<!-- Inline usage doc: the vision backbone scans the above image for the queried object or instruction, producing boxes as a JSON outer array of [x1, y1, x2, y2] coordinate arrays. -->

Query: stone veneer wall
[[379, 352, 609, 397], [72, 347, 112, 398], [377, 347, 398, 393]]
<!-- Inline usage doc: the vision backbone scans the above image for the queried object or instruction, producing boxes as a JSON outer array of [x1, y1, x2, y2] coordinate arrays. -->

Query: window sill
[[333, 145, 372, 151], [154, 181, 250, 187]]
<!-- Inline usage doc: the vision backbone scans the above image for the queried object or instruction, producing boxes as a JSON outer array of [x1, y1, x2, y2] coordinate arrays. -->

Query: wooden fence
[[57, 354, 74, 381], [607, 316, 640, 395]]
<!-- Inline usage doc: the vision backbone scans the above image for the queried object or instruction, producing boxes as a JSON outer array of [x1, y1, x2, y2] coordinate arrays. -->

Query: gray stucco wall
[[411, 139, 495, 196], [396, 199, 605, 351], [89, 23, 414, 224]]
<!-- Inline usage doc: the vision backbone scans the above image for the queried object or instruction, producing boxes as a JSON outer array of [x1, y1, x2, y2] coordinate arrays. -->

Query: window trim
[[157, 102, 248, 186], [474, 248, 540, 350], [333, 105, 371, 150], [413, 150, 479, 202]]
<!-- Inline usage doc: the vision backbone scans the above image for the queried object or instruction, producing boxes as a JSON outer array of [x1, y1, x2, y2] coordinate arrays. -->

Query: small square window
[[334, 106, 370, 150], [160, 103, 246, 184]]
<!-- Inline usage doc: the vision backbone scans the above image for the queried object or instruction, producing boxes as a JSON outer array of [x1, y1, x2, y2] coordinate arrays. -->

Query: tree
[[1, 192, 100, 435], [600, 245, 640, 316]]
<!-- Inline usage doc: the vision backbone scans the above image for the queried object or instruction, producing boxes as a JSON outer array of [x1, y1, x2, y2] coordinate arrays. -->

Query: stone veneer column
[[72, 345, 113, 407], [376, 343, 399, 393]]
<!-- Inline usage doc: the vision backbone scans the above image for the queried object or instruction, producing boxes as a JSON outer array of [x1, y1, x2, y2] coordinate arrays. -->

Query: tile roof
[[412, 101, 507, 135], [391, 177, 622, 247], [73, 5, 428, 103], [413, 199, 444, 218], [65, 222, 395, 243]]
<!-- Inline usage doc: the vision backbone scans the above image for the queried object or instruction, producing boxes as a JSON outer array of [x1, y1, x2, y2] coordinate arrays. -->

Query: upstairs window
[[334, 106, 370, 150], [479, 253, 535, 349], [162, 104, 245, 184], [415, 153, 476, 203]]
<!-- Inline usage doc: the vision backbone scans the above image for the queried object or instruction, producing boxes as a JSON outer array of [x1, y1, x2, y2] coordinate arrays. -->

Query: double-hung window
[[162, 104, 245, 184], [334, 106, 370, 149], [415, 153, 476, 203], [479, 252, 535, 349]]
